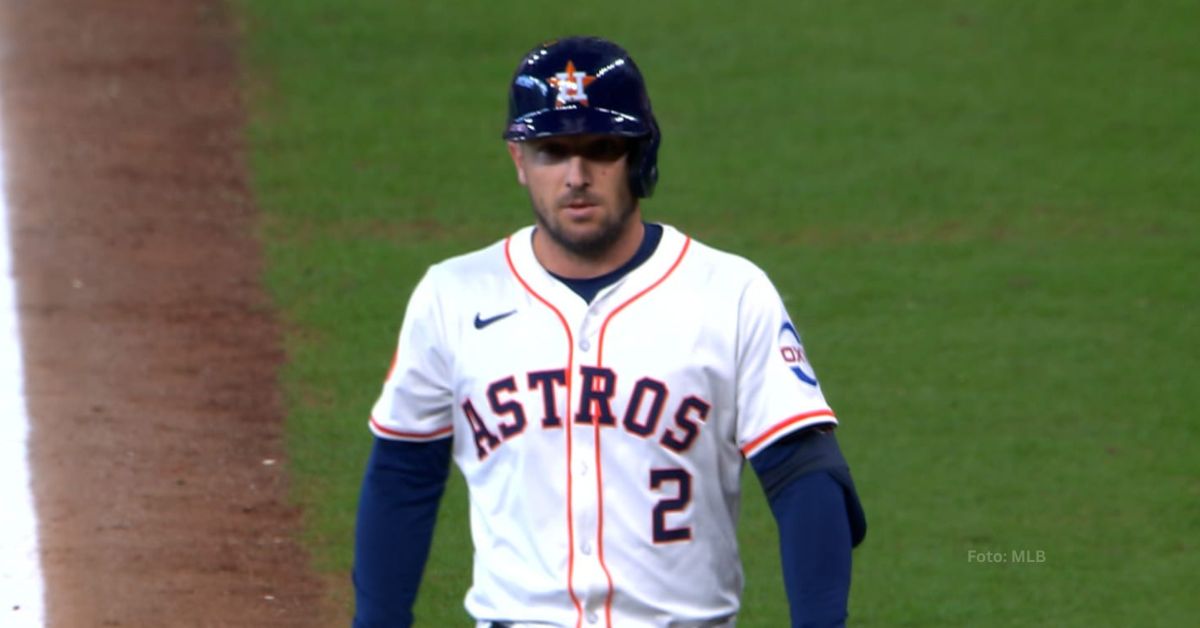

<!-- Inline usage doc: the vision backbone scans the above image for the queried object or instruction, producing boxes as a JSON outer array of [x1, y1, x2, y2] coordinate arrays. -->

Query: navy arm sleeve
[[352, 436, 452, 628], [750, 428, 867, 628]]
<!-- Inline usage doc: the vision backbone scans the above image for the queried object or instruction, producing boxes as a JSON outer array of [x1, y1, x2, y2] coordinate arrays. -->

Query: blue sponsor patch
[[779, 321, 818, 386]]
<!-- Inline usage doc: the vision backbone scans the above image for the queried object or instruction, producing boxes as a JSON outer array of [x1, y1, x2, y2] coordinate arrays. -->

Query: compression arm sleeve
[[352, 437, 452, 628], [750, 429, 867, 627]]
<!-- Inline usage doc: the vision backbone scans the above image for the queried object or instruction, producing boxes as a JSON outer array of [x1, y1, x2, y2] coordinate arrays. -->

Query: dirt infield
[[1, 1, 335, 625]]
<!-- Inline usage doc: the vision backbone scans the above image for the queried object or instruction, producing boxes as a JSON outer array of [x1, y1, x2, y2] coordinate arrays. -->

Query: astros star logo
[[547, 60, 595, 108]]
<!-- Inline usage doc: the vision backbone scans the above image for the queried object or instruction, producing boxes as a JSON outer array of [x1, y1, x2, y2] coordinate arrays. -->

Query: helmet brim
[[504, 105, 651, 140]]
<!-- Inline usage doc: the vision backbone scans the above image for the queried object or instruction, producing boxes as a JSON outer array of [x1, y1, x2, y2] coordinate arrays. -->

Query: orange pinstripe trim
[[595, 236, 691, 627], [369, 416, 453, 440], [740, 409, 836, 456], [504, 236, 584, 626]]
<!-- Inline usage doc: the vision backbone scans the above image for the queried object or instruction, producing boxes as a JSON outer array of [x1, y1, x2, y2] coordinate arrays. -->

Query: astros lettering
[[462, 366, 712, 460]]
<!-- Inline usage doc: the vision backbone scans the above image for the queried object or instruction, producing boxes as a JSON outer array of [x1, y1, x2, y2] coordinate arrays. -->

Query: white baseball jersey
[[369, 224, 837, 627]]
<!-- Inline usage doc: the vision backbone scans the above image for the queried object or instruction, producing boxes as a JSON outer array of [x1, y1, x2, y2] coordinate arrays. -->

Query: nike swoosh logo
[[474, 310, 516, 330]]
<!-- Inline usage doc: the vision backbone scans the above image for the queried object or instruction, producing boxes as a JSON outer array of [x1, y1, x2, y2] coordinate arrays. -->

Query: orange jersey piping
[[740, 409, 836, 457], [593, 236, 691, 627], [504, 236, 584, 626], [368, 416, 453, 440]]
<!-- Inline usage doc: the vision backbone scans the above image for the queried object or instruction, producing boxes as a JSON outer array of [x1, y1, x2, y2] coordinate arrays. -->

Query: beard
[[532, 192, 638, 260]]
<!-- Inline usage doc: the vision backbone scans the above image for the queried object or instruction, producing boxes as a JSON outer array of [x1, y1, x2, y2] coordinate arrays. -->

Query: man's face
[[507, 134, 639, 260]]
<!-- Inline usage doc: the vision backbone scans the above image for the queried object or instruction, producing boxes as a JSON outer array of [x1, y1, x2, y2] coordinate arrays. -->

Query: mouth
[[561, 197, 601, 217]]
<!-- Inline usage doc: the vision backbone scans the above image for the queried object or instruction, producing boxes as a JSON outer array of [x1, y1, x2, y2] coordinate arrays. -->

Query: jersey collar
[[506, 223, 690, 313]]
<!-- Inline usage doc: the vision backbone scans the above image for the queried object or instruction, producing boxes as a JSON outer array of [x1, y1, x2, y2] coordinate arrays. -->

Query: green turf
[[234, 1, 1199, 625]]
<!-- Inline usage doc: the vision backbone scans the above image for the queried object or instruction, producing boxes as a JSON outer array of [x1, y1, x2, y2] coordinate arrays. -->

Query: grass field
[[234, 1, 1199, 625]]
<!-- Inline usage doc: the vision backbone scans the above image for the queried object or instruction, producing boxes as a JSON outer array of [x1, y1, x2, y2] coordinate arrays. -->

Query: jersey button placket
[[573, 461, 593, 552], [578, 308, 599, 352], [568, 421, 601, 605], [570, 311, 605, 621]]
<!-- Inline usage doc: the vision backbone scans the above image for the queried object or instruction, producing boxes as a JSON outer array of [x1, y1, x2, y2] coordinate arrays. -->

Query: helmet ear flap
[[628, 122, 660, 198]]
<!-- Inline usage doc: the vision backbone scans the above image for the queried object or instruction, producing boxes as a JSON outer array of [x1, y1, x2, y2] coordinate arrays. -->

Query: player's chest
[[449, 287, 737, 457], [456, 282, 734, 382]]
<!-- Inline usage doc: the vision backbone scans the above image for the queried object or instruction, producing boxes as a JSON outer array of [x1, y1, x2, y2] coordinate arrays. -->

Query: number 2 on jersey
[[649, 468, 692, 543]]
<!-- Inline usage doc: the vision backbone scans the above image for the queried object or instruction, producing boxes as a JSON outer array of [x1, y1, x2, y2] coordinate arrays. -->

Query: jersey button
[[580, 541, 592, 555], [579, 338, 591, 351], [586, 611, 599, 623]]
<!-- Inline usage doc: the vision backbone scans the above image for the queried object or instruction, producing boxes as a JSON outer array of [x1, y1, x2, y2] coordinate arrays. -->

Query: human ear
[[506, 141, 527, 186]]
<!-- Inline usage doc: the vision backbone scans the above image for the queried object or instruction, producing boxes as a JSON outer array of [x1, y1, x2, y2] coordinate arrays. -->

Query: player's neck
[[534, 216, 646, 280]]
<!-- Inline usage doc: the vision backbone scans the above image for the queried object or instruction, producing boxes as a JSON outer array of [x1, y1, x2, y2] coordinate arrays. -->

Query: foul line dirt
[[0, 1, 336, 625]]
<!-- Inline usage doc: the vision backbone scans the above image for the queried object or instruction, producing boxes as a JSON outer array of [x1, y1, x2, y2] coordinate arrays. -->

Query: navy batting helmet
[[503, 36, 661, 198]]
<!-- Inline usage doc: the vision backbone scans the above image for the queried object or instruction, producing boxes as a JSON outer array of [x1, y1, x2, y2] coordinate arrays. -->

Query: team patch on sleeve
[[778, 320, 818, 386]]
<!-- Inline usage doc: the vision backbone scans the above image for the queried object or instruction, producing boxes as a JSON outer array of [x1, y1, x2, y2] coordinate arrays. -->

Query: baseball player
[[353, 36, 866, 628]]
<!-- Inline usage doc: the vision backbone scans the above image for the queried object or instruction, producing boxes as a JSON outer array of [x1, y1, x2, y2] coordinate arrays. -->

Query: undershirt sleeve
[[749, 430, 868, 627], [352, 437, 452, 628], [764, 470, 853, 628], [750, 427, 867, 546]]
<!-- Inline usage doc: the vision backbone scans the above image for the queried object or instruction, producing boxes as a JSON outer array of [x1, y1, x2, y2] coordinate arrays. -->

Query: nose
[[564, 155, 590, 190]]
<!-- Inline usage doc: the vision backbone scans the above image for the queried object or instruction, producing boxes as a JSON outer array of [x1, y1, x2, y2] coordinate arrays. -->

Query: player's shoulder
[[421, 229, 522, 288], [666, 224, 770, 285]]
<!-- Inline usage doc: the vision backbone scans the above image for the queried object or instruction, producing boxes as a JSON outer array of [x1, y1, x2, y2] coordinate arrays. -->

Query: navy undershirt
[[352, 224, 864, 627], [546, 222, 664, 303]]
